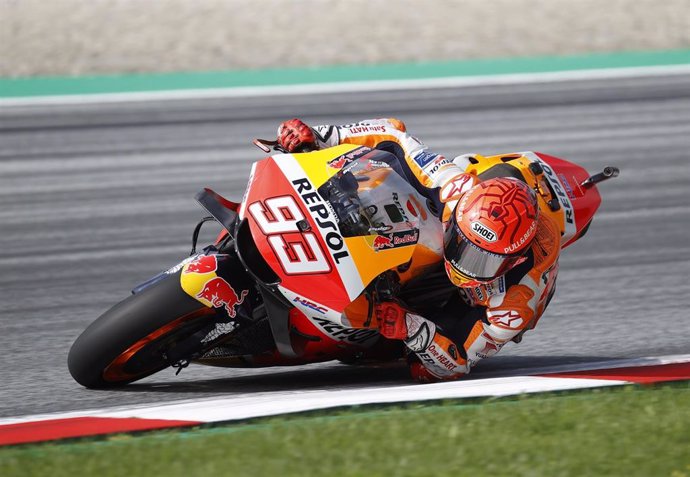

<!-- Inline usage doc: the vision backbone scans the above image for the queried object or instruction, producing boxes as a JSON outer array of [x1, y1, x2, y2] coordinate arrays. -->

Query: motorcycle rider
[[276, 118, 561, 382]]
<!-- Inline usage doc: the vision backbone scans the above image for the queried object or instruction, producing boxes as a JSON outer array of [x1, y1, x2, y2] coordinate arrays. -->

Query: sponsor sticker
[[413, 151, 437, 168], [372, 235, 394, 250], [558, 173, 577, 200], [503, 220, 537, 254], [470, 221, 497, 243], [528, 153, 576, 239], [371, 231, 419, 251], [184, 254, 218, 274], [293, 296, 328, 314], [290, 177, 350, 265], [441, 174, 475, 202], [196, 277, 248, 318], [327, 146, 370, 170], [487, 310, 524, 330], [346, 124, 387, 134], [310, 316, 379, 345]]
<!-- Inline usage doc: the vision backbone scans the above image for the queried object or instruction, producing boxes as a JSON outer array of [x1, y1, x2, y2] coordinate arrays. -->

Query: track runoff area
[[1, 50, 689, 447], [0, 355, 689, 446]]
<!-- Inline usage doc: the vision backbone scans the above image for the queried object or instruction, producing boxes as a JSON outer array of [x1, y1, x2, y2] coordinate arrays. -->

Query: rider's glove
[[277, 119, 318, 153], [375, 301, 409, 340]]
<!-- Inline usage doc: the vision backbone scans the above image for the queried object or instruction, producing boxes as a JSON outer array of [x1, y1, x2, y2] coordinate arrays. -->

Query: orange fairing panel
[[344, 235, 416, 288]]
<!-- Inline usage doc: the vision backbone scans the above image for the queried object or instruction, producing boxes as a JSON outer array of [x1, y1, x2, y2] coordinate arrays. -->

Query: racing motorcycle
[[68, 141, 618, 388]]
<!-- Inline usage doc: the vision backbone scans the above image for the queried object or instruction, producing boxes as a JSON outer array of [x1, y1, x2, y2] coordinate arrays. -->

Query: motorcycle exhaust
[[581, 166, 620, 188]]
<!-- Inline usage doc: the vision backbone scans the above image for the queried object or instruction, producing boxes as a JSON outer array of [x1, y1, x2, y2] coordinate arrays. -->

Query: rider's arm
[[381, 277, 550, 383], [380, 296, 540, 382], [462, 217, 561, 370], [281, 117, 479, 220], [314, 118, 479, 220], [380, 216, 561, 382]]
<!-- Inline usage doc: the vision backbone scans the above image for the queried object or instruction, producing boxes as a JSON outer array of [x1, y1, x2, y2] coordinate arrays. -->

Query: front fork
[[156, 250, 261, 370]]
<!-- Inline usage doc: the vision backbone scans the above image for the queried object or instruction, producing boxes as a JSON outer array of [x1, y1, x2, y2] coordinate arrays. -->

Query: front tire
[[68, 273, 213, 389]]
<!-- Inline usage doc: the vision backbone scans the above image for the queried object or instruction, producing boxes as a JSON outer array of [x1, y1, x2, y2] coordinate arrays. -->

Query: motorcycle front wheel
[[67, 272, 214, 389]]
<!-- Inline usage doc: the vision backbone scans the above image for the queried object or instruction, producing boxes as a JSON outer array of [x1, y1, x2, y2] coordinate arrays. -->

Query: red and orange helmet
[[443, 177, 539, 287]]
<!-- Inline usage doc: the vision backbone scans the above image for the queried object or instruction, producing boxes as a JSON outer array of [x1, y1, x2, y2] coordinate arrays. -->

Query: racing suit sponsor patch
[[440, 174, 475, 202], [422, 156, 453, 177], [465, 329, 504, 366], [417, 342, 467, 377], [475, 332, 502, 360], [413, 151, 438, 168], [487, 310, 524, 330]]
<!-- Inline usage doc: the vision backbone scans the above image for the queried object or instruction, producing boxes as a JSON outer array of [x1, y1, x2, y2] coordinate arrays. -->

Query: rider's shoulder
[[531, 214, 561, 271], [385, 118, 407, 132], [364, 117, 407, 132]]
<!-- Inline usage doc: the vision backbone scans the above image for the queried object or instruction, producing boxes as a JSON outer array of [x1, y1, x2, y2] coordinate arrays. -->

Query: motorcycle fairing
[[459, 151, 602, 250], [179, 254, 251, 320], [527, 151, 602, 248], [206, 148, 610, 364], [239, 145, 420, 322], [238, 153, 355, 316]]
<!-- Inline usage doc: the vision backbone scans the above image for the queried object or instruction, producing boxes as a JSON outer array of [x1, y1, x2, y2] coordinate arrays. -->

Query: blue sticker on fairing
[[413, 151, 438, 168]]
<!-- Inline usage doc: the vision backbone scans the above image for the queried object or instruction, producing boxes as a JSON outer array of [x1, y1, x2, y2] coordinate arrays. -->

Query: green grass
[[1, 384, 688, 477]]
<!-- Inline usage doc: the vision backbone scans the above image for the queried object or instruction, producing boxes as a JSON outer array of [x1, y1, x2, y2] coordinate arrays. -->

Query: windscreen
[[317, 151, 421, 242]]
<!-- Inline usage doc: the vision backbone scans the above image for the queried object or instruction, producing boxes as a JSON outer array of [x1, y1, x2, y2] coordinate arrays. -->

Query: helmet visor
[[444, 225, 526, 282]]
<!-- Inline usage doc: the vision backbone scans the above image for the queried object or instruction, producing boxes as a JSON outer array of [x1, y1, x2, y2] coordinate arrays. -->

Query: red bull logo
[[372, 235, 394, 250], [196, 277, 248, 318], [185, 255, 218, 274], [328, 157, 348, 169], [327, 146, 368, 169]]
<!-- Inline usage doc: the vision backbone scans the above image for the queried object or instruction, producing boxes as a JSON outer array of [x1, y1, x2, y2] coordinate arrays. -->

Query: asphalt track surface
[[1, 73, 689, 418]]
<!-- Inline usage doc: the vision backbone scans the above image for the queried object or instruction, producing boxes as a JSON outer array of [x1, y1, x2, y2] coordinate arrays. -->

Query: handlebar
[[253, 138, 316, 154]]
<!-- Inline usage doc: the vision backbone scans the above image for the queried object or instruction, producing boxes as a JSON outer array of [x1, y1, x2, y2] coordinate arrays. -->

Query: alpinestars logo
[[488, 310, 524, 330]]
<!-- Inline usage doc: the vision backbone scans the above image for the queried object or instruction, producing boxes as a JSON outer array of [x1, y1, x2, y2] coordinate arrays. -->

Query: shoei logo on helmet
[[470, 221, 497, 243]]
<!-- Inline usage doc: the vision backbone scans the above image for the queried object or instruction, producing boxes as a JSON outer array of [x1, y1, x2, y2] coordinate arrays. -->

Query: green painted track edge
[[1, 49, 689, 98]]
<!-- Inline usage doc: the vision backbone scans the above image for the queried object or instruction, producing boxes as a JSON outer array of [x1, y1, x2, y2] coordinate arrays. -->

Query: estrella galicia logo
[[413, 151, 437, 168], [471, 221, 497, 242]]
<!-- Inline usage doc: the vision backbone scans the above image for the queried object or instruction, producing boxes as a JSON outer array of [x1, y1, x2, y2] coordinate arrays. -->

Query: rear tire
[[68, 273, 212, 389]]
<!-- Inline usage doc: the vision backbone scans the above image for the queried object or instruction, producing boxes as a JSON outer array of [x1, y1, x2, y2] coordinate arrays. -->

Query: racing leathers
[[279, 118, 561, 382]]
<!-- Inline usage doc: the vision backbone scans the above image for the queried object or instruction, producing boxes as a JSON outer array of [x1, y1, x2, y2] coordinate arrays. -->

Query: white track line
[[100, 377, 626, 423], [2, 64, 690, 108], [478, 353, 690, 379], [0, 377, 625, 427], [1, 354, 687, 426]]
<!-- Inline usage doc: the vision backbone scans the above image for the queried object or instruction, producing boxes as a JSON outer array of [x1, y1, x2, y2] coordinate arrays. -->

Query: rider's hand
[[375, 301, 408, 340], [277, 119, 317, 153]]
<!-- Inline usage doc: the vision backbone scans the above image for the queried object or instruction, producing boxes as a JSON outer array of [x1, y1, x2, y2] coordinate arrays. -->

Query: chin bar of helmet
[[581, 166, 620, 189]]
